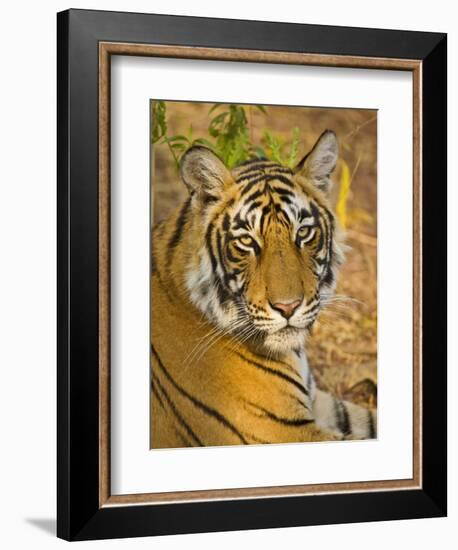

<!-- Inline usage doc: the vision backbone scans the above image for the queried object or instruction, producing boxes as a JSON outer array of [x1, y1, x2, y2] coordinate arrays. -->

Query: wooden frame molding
[[98, 41, 423, 508]]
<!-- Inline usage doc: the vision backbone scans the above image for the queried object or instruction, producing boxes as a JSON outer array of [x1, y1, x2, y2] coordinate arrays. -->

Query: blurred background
[[151, 101, 377, 409]]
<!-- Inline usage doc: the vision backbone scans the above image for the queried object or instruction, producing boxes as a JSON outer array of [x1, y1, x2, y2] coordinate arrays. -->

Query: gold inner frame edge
[[98, 41, 422, 507]]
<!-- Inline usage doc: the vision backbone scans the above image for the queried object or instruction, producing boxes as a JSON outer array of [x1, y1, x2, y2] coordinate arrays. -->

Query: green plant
[[207, 104, 268, 167], [151, 101, 167, 143], [152, 102, 270, 170], [151, 102, 212, 169], [152, 101, 298, 171], [262, 126, 301, 168]]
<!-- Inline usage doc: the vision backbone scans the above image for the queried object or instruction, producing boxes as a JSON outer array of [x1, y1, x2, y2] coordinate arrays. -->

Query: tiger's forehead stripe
[[238, 174, 295, 196], [235, 160, 293, 180], [228, 167, 319, 233]]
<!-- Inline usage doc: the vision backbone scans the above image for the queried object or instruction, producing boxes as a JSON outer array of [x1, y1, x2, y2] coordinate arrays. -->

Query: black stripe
[[334, 399, 351, 436], [310, 201, 320, 223], [245, 200, 263, 215], [152, 372, 204, 446], [225, 268, 243, 279], [239, 173, 295, 193], [270, 186, 295, 198], [236, 157, 263, 168], [253, 350, 301, 377], [215, 229, 226, 271], [243, 433, 271, 444], [215, 278, 231, 306], [237, 161, 285, 178], [315, 225, 324, 251], [260, 204, 273, 234], [167, 198, 191, 265], [252, 240, 261, 256], [313, 201, 336, 286], [204, 207, 229, 277], [249, 402, 313, 426], [252, 314, 275, 321], [276, 197, 293, 208], [322, 266, 334, 286], [205, 222, 218, 272], [299, 207, 312, 220], [232, 213, 251, 231], [314, 256, 328, 267], [152, 345, 248, 444], [367, 409, 376, 439], [266, 174, 294, 187], [205, 221, 230, 306], [306, 293, 319, 306], [288, 393, 309, 409], [274, 204, 288, 219], [234, 351, 309, 397], [215, 230, 233, 304], [270, 167, 294, 175], [303, 303, 320, 318], [175, 429, 195, 447], [239, 168, 293, 184], [242, 188, 267, 207], [222, 212, 231, 232], [240, 175, 266, 195], [225, 247, 242, 264], [287, 203, 298, 219], [226, 244, 242, 264], [151, 378, 165, 409], [151, 246, 157, 274], [270, 167, 293, 175], [237, 170, 267, 183]]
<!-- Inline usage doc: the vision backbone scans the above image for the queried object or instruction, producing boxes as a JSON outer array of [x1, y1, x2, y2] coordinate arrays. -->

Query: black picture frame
[[57, 8, 447, 541]]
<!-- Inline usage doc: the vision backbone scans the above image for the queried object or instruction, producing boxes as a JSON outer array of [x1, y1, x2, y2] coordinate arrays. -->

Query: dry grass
[[152, 101, 377, 408]]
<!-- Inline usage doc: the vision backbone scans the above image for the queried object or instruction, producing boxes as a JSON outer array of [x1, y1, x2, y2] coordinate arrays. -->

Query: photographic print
[[58, 12, 446, 539], [150, 100, 377, 449]]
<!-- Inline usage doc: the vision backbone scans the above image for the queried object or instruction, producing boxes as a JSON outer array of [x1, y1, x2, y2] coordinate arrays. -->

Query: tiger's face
[[180, 130, 343, 356]]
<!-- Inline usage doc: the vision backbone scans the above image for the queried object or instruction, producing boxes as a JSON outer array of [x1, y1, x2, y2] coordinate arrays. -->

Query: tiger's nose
[[270, 298, 303, 319]]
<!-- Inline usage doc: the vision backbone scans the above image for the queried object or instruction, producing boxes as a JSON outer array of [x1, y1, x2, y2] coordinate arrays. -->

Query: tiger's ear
[[294, 130, 338, 193], [180, 146, 232, 200]]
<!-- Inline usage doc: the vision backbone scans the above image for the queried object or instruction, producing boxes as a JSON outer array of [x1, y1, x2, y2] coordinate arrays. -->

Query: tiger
[[151, 129, 377, 448]]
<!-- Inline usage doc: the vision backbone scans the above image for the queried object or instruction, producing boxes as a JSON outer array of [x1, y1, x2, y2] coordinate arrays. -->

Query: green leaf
[[165, 135, 189, 144], [210, 112, 229, 125], [209, 111, 230, 137], [170, 143, 187, 152], [263, 130, 284, 165], [151, 101, 167, 143], [209, 103, 224, 115], [287, 127, 300, 168], [207, 104, 253, 166], [187, 124, 194, 143]]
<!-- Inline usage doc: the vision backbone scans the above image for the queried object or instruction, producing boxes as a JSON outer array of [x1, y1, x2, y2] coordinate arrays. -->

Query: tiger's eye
[[297, 226, 312, 237], [296, 225, 316, 245], [239, 235, 254, 246]]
